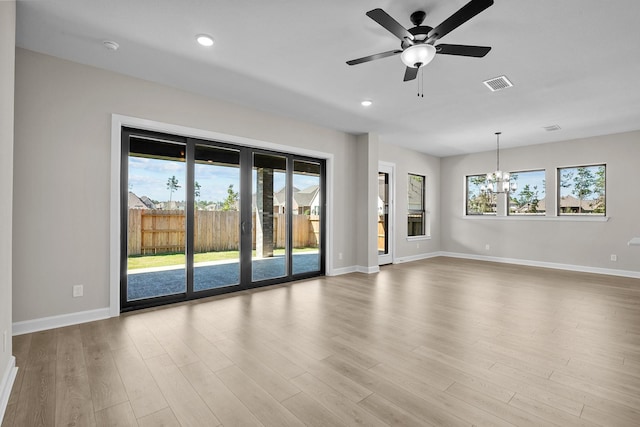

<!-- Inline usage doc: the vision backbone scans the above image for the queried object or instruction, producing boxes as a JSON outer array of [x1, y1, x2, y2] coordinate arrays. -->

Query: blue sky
[[129, 157, 319, 202], [510, 170, 546, 199]]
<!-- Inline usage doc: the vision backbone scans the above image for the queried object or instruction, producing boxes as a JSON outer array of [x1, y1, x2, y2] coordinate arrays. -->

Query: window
[[407, 174, 425, 236], [508, 170, 546, 215], [466, 174, 496, 215], [558, 165, 606, 216]]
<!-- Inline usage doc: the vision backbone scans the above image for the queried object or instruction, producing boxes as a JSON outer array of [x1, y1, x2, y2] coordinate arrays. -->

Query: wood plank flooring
[[3, 257, 640, 426]]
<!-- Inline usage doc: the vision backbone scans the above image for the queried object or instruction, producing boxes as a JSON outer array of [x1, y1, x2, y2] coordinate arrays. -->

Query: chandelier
[[481, 132, 517, 194]]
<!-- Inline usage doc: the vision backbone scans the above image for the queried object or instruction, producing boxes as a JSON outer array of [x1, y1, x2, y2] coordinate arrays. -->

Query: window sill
[[464, 215, 609, 222], [407, 235, 432, 241]]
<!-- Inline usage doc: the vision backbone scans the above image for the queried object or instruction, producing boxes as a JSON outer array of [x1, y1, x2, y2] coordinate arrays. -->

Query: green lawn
[[127, 247, 318, 270]]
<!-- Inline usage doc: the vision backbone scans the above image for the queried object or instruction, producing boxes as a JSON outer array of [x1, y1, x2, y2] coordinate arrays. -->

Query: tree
[[593, 166, 606, 213], [559, 170, 574, 213], [516, 184, 540, 213], [572, 167, 595, 213], [468, 175, 494, 214], [221, 184, 239, 211], [166, 175, 181, 206]]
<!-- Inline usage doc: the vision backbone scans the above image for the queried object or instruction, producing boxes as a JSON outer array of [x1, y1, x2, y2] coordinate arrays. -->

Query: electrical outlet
[[485, 244, 490, 251], [610, 254, 617, 262], [338, 252, 343, 260], [73, 285, 83, 297], [417, 242, 420, 249]]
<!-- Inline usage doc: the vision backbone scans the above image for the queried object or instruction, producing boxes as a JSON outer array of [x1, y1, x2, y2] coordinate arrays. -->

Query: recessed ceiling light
[[102, 40, 119, 51], [361, 100, 373, 107], [196, 34, 214, 47]]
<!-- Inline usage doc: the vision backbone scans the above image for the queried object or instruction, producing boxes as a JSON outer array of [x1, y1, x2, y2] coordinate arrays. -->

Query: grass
[[127, 247, 318, 270]]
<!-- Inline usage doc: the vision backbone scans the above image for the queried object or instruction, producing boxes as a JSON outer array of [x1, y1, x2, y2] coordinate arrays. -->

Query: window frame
[[465, 174, 496, 216], [407, 173, 427, 238], [507, 169, 546, 216], [557, 164, 606, 217]]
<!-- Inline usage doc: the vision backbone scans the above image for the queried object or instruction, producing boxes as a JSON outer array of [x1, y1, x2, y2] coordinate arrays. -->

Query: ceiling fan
[[346, 0, 494, 82]]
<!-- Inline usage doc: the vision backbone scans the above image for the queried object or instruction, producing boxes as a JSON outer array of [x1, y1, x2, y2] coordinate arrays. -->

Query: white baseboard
[[394, 251, 441, 264], [356, 265, 380, 274], [0, 356, 17, 423], [329, 265, 380, 275], [327, 266, 358, 276], [12, 307, 111, 336], [439, 252, 640, 279]]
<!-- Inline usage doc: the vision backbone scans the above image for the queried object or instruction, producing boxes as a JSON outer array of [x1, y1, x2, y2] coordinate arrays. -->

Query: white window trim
[[110, 114, 335, 317]]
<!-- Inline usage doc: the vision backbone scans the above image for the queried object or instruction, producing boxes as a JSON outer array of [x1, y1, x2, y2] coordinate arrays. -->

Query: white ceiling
[[15, 0, 640, 157]]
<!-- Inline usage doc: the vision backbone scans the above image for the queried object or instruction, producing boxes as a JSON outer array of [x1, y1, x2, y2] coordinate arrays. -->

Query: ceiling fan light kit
[[347, 0, 494, 82], [400, 44, 436, 68]]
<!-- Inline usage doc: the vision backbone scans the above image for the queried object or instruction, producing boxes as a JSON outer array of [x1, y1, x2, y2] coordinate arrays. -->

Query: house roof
[[128, 191, 147, 209], [294, 185, 319, 207], [15, 1, 640, 157], [512, 196, 602, 213]]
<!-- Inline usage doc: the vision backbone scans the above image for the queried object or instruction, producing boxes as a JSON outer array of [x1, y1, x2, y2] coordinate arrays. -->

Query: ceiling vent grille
[[543, 124, 561, 132], [483, 75, 513, 92]]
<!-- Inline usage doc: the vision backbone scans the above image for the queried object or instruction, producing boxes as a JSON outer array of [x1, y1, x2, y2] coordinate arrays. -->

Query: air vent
[[483, 75, 513, 92], [543, 124, 561, 132]]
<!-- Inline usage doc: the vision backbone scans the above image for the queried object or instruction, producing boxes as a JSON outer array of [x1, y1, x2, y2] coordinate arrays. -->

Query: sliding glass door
[[193, 145, 241, 292], [125, 135, 187, 303], [292, 160, 322, 275], [121, 128, 325, 311]]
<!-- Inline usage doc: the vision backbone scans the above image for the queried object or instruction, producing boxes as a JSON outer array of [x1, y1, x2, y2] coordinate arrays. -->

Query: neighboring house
[[558, 195, 602, 213], [140, 195, 156, 209], [128, 191, 148, 209], [294, 185, 319, 215], [273, 186, 300, 214], [511, 196, 603, 214], [157, 200, 185, 210], [269, 185, 319, 215]]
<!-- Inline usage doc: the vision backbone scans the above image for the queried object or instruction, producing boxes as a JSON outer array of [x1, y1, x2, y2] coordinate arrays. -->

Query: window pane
[[127, 138, 186, 301], [378, 172, 389, 255], [558, 165, 606, 215], [193, 145, 241, 292], [292, 160, 321, 275], [466, 174, 496, 215], [508, 170, 546, 215], [252, 153, 287, 281], [408, 174, 425, 236]]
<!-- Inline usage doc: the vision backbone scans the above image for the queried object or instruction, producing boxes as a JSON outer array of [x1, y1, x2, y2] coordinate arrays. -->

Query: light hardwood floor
[[3, 257, 640, 426]]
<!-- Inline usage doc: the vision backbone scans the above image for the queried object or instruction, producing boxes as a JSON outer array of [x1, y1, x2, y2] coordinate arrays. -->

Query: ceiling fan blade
[[436, 44, 491, 57], [403, 66, 419, 82], [346, 49, 402, 66], [366, 8, 414, 42], [427, 0, 493, 43]]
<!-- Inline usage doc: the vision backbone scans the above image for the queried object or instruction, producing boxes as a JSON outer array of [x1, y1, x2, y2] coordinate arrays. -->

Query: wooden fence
[[128, 209, 319, 256]]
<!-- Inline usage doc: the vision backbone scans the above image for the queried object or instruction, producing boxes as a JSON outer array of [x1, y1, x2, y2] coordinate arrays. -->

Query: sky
[[129, 157, 319, 203]]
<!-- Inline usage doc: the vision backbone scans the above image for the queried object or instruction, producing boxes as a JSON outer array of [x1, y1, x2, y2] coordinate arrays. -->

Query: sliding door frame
[[120, 126, 326, 312]]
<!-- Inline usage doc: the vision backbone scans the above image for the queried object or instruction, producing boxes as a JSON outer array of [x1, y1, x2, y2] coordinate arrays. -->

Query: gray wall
[[1, 0, 15, 390], [356, 133, 380, 270], [440, 131, 640, 273], [13, 48, 362, 323], [378, 142, 441, 262]]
